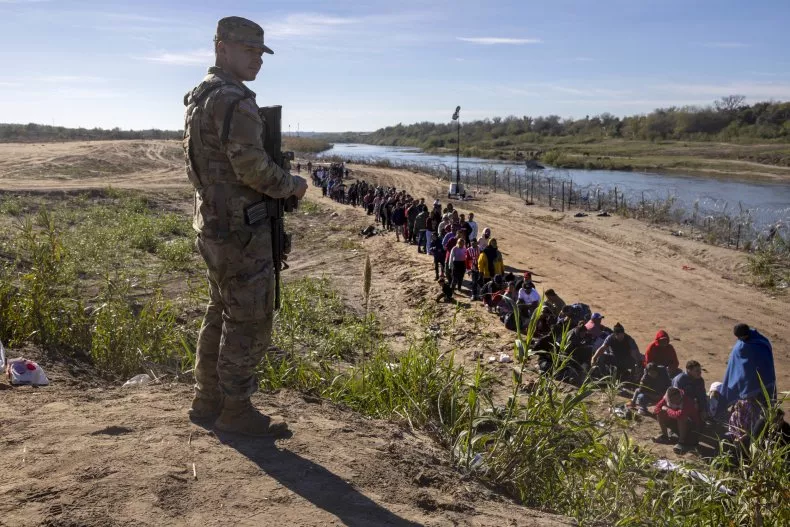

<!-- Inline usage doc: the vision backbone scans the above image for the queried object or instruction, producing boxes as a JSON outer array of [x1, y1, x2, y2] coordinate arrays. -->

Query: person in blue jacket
[[719, 323, 776, 408]]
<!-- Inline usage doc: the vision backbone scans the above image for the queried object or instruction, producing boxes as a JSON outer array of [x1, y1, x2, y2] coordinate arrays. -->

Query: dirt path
[[316, 164, 788, 387], [0, 140, 184, 191], [1, 140, 786, 399], [291, 165, 790, 461], [0, 380, 570, 527], [1, 141, 787, 523]]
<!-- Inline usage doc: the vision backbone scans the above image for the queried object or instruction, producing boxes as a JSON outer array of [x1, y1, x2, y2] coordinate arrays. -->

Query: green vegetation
[[0, 122, 181, 142], [261, 280, 789, 526], [747, 237, 790, 289], [1, 190, 787, 524], [282, 136, 333, 154], [322, 97, 790, 173], [0, 190, 201, 377]]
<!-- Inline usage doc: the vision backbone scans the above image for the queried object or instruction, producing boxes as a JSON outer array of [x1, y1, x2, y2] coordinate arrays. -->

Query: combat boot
[[188, 393, 223, 422], [214, 398, 290, 438]]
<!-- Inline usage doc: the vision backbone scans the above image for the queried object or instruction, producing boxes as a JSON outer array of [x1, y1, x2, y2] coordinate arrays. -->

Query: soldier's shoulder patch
[[237, 98, 259, 119]]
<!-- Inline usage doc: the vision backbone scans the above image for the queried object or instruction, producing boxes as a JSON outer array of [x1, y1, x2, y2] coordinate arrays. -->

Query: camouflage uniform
[[184, 18, 296, 403]]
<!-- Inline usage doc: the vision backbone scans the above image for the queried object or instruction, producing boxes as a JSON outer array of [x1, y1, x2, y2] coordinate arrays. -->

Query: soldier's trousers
[[194, 229, 275, 401]]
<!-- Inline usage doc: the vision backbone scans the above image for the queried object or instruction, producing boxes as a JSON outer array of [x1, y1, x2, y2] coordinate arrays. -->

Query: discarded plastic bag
[[0, 340, 5, 368], [653, 459, 734, 495], [123, 373, 152, 387], [6, 358, 49, 386], [611, 404, 635, 420]]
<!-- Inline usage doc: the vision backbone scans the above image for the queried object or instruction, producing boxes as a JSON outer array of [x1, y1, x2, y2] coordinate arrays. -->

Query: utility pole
[[452, 106, 461, 186]]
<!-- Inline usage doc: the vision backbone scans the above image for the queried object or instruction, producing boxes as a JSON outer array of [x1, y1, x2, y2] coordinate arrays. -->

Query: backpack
[[566, 303, 592, 326]]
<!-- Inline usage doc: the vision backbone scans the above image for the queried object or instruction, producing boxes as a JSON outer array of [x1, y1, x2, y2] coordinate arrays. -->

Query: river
[[319, 144, 790, 233]]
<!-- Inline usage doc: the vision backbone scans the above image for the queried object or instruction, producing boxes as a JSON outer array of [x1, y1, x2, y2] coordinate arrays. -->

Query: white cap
[[709, 381, 722, 394]]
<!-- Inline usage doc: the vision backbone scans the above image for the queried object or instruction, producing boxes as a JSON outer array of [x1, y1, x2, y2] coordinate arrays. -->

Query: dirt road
[[327, 163, 788, 388], [0, 378, 569, 527], [0, 140, 785, 385], [0, 140, 787, 524]]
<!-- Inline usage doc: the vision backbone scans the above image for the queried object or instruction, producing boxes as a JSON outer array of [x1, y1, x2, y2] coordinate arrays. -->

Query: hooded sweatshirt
[[643, 330, 679, 372], [478, 228, 491, 250], [654, 389, 701, 426], [479, 245, 502, 278]]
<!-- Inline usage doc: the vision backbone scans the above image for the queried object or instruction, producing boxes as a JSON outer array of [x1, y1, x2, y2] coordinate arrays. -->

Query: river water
[[320, 143, 790, 232]]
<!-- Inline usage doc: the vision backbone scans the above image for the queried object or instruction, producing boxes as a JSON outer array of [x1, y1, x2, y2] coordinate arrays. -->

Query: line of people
[[320, 178, 784, 459]]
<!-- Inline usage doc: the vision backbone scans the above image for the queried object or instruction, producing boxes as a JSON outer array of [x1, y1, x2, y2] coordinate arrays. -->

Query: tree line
[[0, 123, 182, 143], [325, 97, 790, 148]]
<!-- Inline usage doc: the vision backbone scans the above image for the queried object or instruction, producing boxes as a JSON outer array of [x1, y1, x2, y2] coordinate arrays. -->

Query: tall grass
[[1, 190, 786, 524], [0, 190, 201, 377], [263, 279, 790, 526], [747, 236, 790, 289]]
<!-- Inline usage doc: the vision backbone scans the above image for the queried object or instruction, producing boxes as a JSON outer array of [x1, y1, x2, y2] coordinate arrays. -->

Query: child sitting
[[630, 362, 671, 416], [653, 386, 701, 454], [435, 277, 454, 303]]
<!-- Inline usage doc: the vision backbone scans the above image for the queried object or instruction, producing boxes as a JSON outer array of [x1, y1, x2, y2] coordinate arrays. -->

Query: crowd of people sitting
[[315, 170, 785, 459]]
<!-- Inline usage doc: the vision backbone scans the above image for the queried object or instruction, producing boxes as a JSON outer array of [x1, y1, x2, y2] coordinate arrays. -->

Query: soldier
[[183, 16, 308, 436]]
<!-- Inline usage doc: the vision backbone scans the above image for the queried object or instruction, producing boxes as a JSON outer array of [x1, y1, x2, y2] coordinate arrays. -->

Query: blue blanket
[[719, 329, 776, 407]]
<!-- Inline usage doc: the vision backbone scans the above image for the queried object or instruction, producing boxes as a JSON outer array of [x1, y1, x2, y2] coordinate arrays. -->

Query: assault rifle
[[244, 105, 299, 310]]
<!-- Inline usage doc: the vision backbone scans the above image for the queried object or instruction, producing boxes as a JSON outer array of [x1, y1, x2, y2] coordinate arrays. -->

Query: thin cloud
[[702, 42, 749, 49], [521, 83, 629, 98], [660, 82, 790, 99], [37, 75, 107, 83], [268, 13, 359, 38], [553, 98, 712, 108], [140, 50, 213, 66], [457, 37, 542, 45], [101, 12, 170, 23], [3, 88, 123, 100], [501, 87, 539, 97], [53, 88, 123, 100]]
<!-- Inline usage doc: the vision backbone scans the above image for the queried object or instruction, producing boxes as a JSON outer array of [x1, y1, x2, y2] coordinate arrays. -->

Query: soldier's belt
[[244, 198, 282, 226]]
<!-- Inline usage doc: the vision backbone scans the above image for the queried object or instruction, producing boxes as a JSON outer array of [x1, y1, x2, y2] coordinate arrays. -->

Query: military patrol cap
[[215, 16, 273, 54]]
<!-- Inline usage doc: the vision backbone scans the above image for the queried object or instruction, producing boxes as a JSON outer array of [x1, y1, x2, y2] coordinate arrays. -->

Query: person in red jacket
[[643, 330, 680, 376], [653, 387, 701, 453]]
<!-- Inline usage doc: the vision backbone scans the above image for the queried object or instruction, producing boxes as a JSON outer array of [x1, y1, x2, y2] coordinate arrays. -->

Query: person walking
[[184, 16, 308, 437]]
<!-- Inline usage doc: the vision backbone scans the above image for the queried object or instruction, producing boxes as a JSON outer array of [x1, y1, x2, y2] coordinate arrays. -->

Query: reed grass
[[262, 281, 790, 526]]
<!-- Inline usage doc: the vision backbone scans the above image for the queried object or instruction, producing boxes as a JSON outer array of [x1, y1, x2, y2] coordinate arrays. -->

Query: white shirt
[[468, 220, 478, 241], [518, 288, 541, 305]]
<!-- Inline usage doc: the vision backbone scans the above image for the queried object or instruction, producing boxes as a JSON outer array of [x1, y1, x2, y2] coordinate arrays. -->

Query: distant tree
[[714, 95, 746, 113], [645, 110, 676, 140], [314, 97, 790, 147]]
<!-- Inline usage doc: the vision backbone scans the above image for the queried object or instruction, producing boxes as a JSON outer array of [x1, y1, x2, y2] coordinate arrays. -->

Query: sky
[[1, 0, 789, 132]]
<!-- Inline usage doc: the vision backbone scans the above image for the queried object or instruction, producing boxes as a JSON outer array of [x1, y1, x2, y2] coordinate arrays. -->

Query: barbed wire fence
[[316, 154, 787, 253]]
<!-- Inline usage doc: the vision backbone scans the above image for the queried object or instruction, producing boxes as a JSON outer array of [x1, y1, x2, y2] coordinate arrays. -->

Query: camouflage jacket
[[183, 67, 296, 237]]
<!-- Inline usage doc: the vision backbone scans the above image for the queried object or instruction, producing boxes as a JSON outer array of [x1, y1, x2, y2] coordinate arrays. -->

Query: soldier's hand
[[292, 176, 308, 199]]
